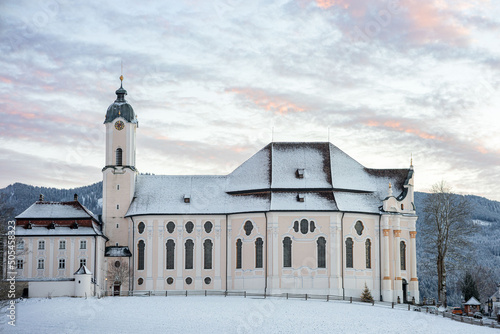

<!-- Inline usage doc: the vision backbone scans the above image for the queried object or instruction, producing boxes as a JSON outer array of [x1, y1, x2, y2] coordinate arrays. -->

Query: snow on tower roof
[[74, 264, 92, 275], [126, 142, 411, 216]]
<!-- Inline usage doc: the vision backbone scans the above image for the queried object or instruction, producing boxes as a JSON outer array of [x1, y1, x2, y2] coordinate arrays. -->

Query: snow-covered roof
[[16, 200, 99, 221], [126, 142, 411, 216], [15, 224, 104, 237], [74, 264, 92, 275], [105, 246, 132, 257], [465, 297, 481, 305]]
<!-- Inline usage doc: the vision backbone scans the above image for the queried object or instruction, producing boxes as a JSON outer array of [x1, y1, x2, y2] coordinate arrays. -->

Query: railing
[[100, 289, 500, 329]]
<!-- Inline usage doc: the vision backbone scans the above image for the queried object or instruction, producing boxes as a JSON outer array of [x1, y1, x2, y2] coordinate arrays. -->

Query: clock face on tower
[[114, 121, 125, 131]]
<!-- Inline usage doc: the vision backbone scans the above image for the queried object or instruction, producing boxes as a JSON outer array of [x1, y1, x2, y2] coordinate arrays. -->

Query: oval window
[[204, 277, 211, 285], [310, 221, 316, 232], [138, 278, 144, 285], [293, 221, 299, 232], [114, 261, 121, 268], [185, 277, 193, 285], [204, 221, 213, 233], [300, 219, 308, 234], [244, 221, 253, 236], [166, 277, 174, 285], [167, 221, 175, 233], [185, 221, 194, 233], [138, 222, 145, 234], [355, 221, 364, 236]]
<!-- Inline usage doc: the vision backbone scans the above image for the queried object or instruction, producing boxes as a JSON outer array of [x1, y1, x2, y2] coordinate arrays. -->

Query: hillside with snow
[[2, 296, 498, 333]]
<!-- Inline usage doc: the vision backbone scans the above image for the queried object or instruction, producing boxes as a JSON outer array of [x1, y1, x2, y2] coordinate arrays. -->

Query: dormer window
[[296, 168, 304, 179], [48, 222, 56, 229], [184, 195, 191, 203], [25, 222, 32, 229], [297, 194, 305, 202]]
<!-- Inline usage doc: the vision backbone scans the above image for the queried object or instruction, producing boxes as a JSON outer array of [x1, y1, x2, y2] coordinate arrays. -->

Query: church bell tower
[[102, 76, 138, 247]]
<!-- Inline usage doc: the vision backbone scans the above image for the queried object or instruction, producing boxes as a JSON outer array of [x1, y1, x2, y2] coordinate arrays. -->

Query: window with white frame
[[58, 259, 65, 269], [80, 240, 87, 249], [80, 259, 87, 267], [38, 259, 44, 269], [59, 240, 66, 249], [17, 259, 23, 269], [38, 240, 45, 250], [17, 240, 24, 250]]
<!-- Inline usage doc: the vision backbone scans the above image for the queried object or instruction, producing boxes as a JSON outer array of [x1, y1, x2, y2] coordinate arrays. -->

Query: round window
[[166, 221, 175, 233], [166, 277, 174, 285], [138, 278, 144, 285], [114, 261, 121, 268], [204, 277, 211, 285], [138, 222, 145, 234], [355, 221, 364, 236], [204, 221, 213, 233], [185, 221, 194, 233], [185, 277, 193, 285]]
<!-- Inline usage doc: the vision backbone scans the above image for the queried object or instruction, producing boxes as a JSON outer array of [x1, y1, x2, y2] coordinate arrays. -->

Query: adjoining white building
[[14, 79, 419, 302], [14, 194, 107, 297]]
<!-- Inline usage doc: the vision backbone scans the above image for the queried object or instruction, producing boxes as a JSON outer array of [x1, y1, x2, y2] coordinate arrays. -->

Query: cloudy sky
[[1, 0, 500, 201]]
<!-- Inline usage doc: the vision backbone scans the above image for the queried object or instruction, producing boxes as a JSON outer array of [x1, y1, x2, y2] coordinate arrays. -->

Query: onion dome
[[104, 76, 137, 124]]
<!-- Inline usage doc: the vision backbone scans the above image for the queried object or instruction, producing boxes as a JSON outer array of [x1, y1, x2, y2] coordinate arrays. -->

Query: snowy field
[[1, 296, 497, 333]]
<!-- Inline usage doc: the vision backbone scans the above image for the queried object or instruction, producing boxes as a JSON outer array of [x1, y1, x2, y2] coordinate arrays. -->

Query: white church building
[[15, 79, 419, 303]]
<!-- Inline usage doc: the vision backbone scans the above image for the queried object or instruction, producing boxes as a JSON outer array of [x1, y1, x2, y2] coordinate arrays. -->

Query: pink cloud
[[227, 88, 306, 115]]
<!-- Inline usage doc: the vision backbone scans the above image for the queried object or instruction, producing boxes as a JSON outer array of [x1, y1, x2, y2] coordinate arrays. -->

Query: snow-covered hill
[[2, 296, 497, 333]]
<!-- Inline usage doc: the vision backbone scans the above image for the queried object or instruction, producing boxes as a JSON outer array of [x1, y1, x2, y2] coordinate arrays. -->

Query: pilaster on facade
[[409, 230, 419, 303]]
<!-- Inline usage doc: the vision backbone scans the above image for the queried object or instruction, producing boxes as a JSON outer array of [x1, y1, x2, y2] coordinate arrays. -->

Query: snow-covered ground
[[1, 296, 497, 333]]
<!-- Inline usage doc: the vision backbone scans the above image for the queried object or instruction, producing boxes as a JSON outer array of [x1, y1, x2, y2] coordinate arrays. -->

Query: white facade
[[102, 80, 419, 303]]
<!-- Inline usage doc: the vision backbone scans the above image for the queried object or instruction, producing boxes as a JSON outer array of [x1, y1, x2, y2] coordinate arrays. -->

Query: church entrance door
[[113, 284, 121, 296], [402, 279, 408, 303]]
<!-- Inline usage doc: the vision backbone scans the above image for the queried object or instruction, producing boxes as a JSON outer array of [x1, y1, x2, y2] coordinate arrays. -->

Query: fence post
[[327, 295, 329, 302], [166, 290, 168, 297], [185, 290, 188, 297], [244, 291, 246, 298], [224, 290, 227, 297], [372, 299, 374, 306], [392, 302, 394, 309], [305, 294, 308, 301], [408, 303, 410, 311], [350, 297, 352, 304], [286, 293, 288, 300], [205, 290, 207, 297]]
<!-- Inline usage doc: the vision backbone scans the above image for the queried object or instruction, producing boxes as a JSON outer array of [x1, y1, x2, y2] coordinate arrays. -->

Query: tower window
[[346, 238, 353, 268], [117, 185, 120, 190], [203, 239, 213, 270], [138, 240, 145, 270], [116, 148, 123, 166], [317, 237, 326, 268], [283, 237, 292, 267], [236, 239, 242, 269], [255, 238, 263, 269], [185, 239, 194, 270], [166, 239, 175, 270], [400, 241, 406, 270], [366, 239, 371, 269]]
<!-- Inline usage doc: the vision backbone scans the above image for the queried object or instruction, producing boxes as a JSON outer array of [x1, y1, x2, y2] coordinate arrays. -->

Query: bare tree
[[108, 259, 129, 294], [421, 181, 476, 308]]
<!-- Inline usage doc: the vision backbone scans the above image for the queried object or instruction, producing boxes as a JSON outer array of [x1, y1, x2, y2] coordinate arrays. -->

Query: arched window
[[255, 238, 263, 268], [365, 239, 371, 269], [116, 148, 123, 166], [244, 221, 253, 236], [185, 221, 194, 233], [137, 240, 145, 270], [300, 219, 308, 234], [236, 239, 242, 269], [345, 238, 353, 268], [185, 239, 194, 270], [317, 237, 326, 268], [204, 239, 213, 270], [166, 221, 175, 233], [283, 237, 292, 267], [166, 239, 175, 269], [400, 241, 406, 270], [138, 222, 145, 234], [204, 221, 213, 233]]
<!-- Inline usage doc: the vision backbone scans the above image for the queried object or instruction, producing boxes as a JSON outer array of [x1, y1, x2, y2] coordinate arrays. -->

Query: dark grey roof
[[105, 246, 132, 257], [104, 82, 137, 124], [16, 200, 99, 221], [126, 142, 412, 216]]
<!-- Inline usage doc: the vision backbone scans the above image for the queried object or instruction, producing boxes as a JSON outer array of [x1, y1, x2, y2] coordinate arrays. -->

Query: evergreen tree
[[461, 271, 480, 302], [361, 283, 374, 303]]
